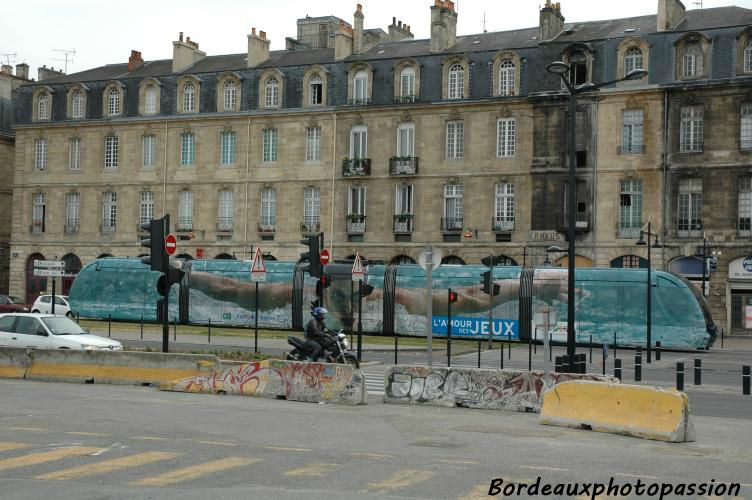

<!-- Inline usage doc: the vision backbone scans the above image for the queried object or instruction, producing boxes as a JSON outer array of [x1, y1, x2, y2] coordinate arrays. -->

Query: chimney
[[1, 65, 12, 75], [128, 50, 144, 72], [430, 0, 457, 53], [353, 4, 364, 54], [657, 0, 686, 32], [389, 17, 414, 41], [37, 64, 65, 81], [539, 0, 565, 42], [334, 20, 354, 60], [247, 27, 271, 67], [172, 32, 206, 73], [16, 63, 29, 80]]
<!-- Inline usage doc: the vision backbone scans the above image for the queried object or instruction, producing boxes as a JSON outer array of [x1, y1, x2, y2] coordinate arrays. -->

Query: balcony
[[258, 221, 276, 234], [441, 217, 463, 232], [393, 214, 414, 233], [176, 221, 193, 233], [617, 144, 646, 155], [677, 219, 703, 238], [679, 141, 703, 154], [349, 97, 371, 106], [342, 158, 371, 177], [492, 218, 514, 232], [64, 222, 80, 234], [301, 221, 320, 234], [346, 214, 366, 234], [216, 218, 234, 234], [618, 226, 641, 239], [394, 95, 417, 104], [389, 157, 419, 176], [100, 223, 116, 234]]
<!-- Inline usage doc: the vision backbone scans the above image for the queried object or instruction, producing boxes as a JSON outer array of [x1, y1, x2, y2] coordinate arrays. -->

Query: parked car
[[0, 295, 30, 313], [31, 295, 74, 317], [0, 313, 122, 350]]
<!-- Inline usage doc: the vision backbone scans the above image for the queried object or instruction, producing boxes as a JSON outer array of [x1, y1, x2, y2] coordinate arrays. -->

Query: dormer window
[[108, 88, 121, 116], [223, 81, 236, 111], [265, 77, 279, 107], [354, 71, 368, 102], [569, 51, 588, 86], [38, 94, 49, 120], [624, 48, 643, 77], [309, 74, 323, 105], [145, 86, 157, 114], [448, 64, 464, 99], [499, 61, 515, 96], [72, 91, 83, 118], [400, 67, 415, 99], [183, 83, 196, 112], [683, 43, 702, 78]]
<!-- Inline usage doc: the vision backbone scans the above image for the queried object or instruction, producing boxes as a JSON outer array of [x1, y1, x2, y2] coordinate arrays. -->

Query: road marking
[[133, 457, 259, 486], [8, 427, 47, 433], [614, 473, 659, 480], [264, 446, 311, 452], [35, 451, 179, 480], [459, 484, 492, 500], [131, 436, 169, 441], [285, 462, 340, 477], [520, 465, 569, 472], [0, 442, 29, 452], [0, 447, 104, 471], [364, 470, 434, 494], [66, 432, 109, 437], [434, 459, 480, 465], [349, 452, 394, 459], [197, 441, 237, 447]]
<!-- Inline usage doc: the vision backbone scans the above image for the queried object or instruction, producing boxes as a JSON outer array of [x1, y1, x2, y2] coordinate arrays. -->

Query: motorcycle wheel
[[343, 353, 360, 369]]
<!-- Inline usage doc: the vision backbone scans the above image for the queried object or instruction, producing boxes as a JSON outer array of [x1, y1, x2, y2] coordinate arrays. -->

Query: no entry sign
[[165, 233, 177, 255], [320, 248, 331, 266]]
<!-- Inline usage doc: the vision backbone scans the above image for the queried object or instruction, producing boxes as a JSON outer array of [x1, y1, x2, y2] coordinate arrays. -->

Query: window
[[260, 188, 276, 229], [306, 127, 321, 162], [741, 103, 752, 150], [139, 191, 154, 225], [683, 43, 702, 78], [69, 137, 81, 170], [448, 64, 464, 99], [183, 82, 196, 112], [178, 191, 193, 230], [619, 179, 643, 237], [38, 93, 49, 120], [303, 187, 320, 230], [221, 131, 236, 165], [397, 123, 415, 158], [104, 136, 118, 168], [349, 186, 366, 216], [570, 52, 588, 85], [400, 67, 415, 99], [102, 191, 117, 232], [395, 185, 413, 216], [678, 178, 703, 235], [108, 88, 121, 115], [145, 86, 157, 115], [446, 121, 464, 159], [72, 91, 83, 118], [263, 128, 278, 162], [265, 77, 279, 107], [181, 133, 195, 166], [65, 193, 80, 233], [223, 81, 236, 111], [738, 177, 752, 235], [494, 183, 515, 230], [496, 118, 516, 157], [218, 190, 234, 230], [499, 61, 515, 96], [624, 48, 643, 77], [35, 139, 48, 171], [353, 70, 368, 103], [680, 106, 703, 152], [309, 74, 323, 105], [746, 40, 752, 73], [32, 193, 46, 233], [443, 185, 464, 230], [143, 134, 155, 168], [350, 126, 367, 159], [622, 109, 644, 154]]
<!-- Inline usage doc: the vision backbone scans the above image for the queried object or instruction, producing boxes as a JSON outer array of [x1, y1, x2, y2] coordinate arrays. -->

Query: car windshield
[[41, 317, 87, 336], [8, 296, 24, 304]]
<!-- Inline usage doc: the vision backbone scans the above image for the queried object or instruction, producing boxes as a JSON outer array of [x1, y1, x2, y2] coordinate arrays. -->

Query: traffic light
[[448, 289, 458, 304], [299, 234, 322, 278], [480, 270, 500, 296], [320, 273, 331, 288], [140, 217, 166, 273]]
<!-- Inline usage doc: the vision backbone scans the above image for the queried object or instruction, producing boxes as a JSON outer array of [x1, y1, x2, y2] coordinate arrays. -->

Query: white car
[[0, 313, 122, 351], [31, 295, 74, 317]]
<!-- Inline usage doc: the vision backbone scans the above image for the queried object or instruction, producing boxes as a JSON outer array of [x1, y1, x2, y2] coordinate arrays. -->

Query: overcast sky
[[3, 0, 752, 76]]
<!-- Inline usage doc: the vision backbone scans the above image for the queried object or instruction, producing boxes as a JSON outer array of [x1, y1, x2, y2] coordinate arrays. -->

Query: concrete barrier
[[539, 380, 694, 442], [384, 365, 617, 412], [0, 348, 32, 379], [160, 359, 366, 405]]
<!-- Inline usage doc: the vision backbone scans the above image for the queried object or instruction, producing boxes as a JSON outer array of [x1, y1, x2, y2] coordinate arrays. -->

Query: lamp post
[[701, 233, 708, 298], [546, 62, 647, 372], [636, 221, 662, 363]]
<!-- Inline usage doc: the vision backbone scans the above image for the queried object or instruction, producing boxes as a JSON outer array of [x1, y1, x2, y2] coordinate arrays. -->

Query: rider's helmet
[[313, 307, 327, 321]]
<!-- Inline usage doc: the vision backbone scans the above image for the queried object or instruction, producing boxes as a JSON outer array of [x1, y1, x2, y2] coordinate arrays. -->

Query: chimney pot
[[179, 32, 184, 42], [252, 27, 256, 36], [393, 16, 396, 25], [260, 30, 266, 39]]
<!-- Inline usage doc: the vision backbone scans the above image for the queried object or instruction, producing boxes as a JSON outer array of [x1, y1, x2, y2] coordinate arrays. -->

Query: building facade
[[10, 0, 752, 332]]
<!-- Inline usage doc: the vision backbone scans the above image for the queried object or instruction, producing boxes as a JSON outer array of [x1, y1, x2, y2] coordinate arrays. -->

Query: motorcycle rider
[[304, 307, 329, 362]]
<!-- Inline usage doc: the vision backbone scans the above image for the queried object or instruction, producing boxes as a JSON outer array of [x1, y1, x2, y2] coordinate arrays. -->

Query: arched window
[[498, 61, 515, 96], [400, 67, 416, 99], [145, 86, 157, 114], [265, 77, 279, 107], [214, 253, 235, 260], [448, 64, 464, 99], [38, 93, 49, 120], [72, 91, 83, 118], [610, 255, 648, 269], [390, 255, 416, 265], [569, 51, 588, 85], [223, 80, 236, 111], [183, 82, 196, 112], [441, 255, 466, 265], [624, 48, 643, 77], [745, 40, 752, 73], [108, 88, 121, 115], [683, 43, 702, 77], [353, 70, 368, 102], [309, 74, 323, 105]]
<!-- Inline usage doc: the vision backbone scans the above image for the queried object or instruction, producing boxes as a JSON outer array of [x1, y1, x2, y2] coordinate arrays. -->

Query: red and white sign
[[352, 253, 365, 282], [251, 247, 266, 282], [320, 248, 331, 266], [164, 234, 177, 255], [745, 306, 752, 330]]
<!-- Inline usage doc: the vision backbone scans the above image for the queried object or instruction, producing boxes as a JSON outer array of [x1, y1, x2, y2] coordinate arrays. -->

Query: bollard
[[676, 362, 685, 391], [555, 356, 562, 373], [208, 318, 212, 343], [76, 312, 80, 324], [478, 339, 482, 369], [655, 341, 661, 361], [635, 350, 642, 382], [721, 328, 724, 349], [743, 365, 750, 396], [500, 339, 504, 369], [140, 315, 144, 340], [579, 353, 586, 374], [108, 314, 111, 338], [602, 344, 606, 376], [174, 318, 177, 341], [694, 358, 702, 386], [614, 358, 622, 381], [589, 335, 593, 364], [394, 335, 398, 365]]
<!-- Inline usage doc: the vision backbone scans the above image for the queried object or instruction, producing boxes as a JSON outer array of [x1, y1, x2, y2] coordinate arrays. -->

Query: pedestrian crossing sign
[[251, 247, 266, 282], [352, 253, 365, 282]]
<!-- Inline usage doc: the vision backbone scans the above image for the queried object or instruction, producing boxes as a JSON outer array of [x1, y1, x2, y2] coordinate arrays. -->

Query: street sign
[[34, 260, 64, 269], [164, 234, 177, 256], [34, 268, 65, 277], [251, 247, 266, 282], [352, 253, 365, 282], [320, 248, 331, 267], [418, 246, 442, 271]]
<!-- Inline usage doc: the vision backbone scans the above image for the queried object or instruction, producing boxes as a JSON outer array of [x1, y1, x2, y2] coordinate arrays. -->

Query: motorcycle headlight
[[343, 338, 349, 349]]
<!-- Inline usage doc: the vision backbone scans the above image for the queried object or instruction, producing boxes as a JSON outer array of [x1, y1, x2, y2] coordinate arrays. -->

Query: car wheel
[[31, 309, 40, 314], [66, 311, 73, 318]]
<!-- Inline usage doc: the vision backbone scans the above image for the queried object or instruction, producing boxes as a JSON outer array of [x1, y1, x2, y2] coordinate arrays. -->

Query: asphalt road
[[1, 379, 751, 499]]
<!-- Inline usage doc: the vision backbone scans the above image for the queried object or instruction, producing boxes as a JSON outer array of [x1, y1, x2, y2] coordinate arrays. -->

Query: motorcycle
[[285, 329, 360, 368]]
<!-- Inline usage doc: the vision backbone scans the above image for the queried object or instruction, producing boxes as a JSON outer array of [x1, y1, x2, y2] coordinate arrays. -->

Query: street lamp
[[547, 62, 647, 372], [636, 221, 662, 363]]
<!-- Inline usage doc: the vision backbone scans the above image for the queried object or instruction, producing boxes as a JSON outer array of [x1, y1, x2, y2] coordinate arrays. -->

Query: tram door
[[730, 293, 752, 333]]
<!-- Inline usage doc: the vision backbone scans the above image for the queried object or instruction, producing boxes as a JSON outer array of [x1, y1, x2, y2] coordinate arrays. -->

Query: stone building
[[9, 0, 752, 332]]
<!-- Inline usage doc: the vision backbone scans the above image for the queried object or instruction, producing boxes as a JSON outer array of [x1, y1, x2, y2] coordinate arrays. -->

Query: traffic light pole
[[357, 279, 363, 362], [447, 288, 453, 367], [161, 215, 170, 353]]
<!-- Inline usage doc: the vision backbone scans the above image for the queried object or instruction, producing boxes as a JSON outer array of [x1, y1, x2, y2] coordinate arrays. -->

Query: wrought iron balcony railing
[[492, 218, 514, 232], [349, 97, 371, 106], [216, 218, 234, 233], [393, 95, 417, 104], [176, 221, 193, 232], [617, 144, 646, 155], [617, 226, 642, 239], [346, 214, 366, 234], [100, 223, 116, 234], [301, 221, 320, 234], [441, 217, 463, 232], [64, 222, 80, 234], [258, 221, 276, 233], [393, 214, 414, 233], [679, 141, 704, 153], [389, 157, 418, 176], [342, 158, 371, 177]]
